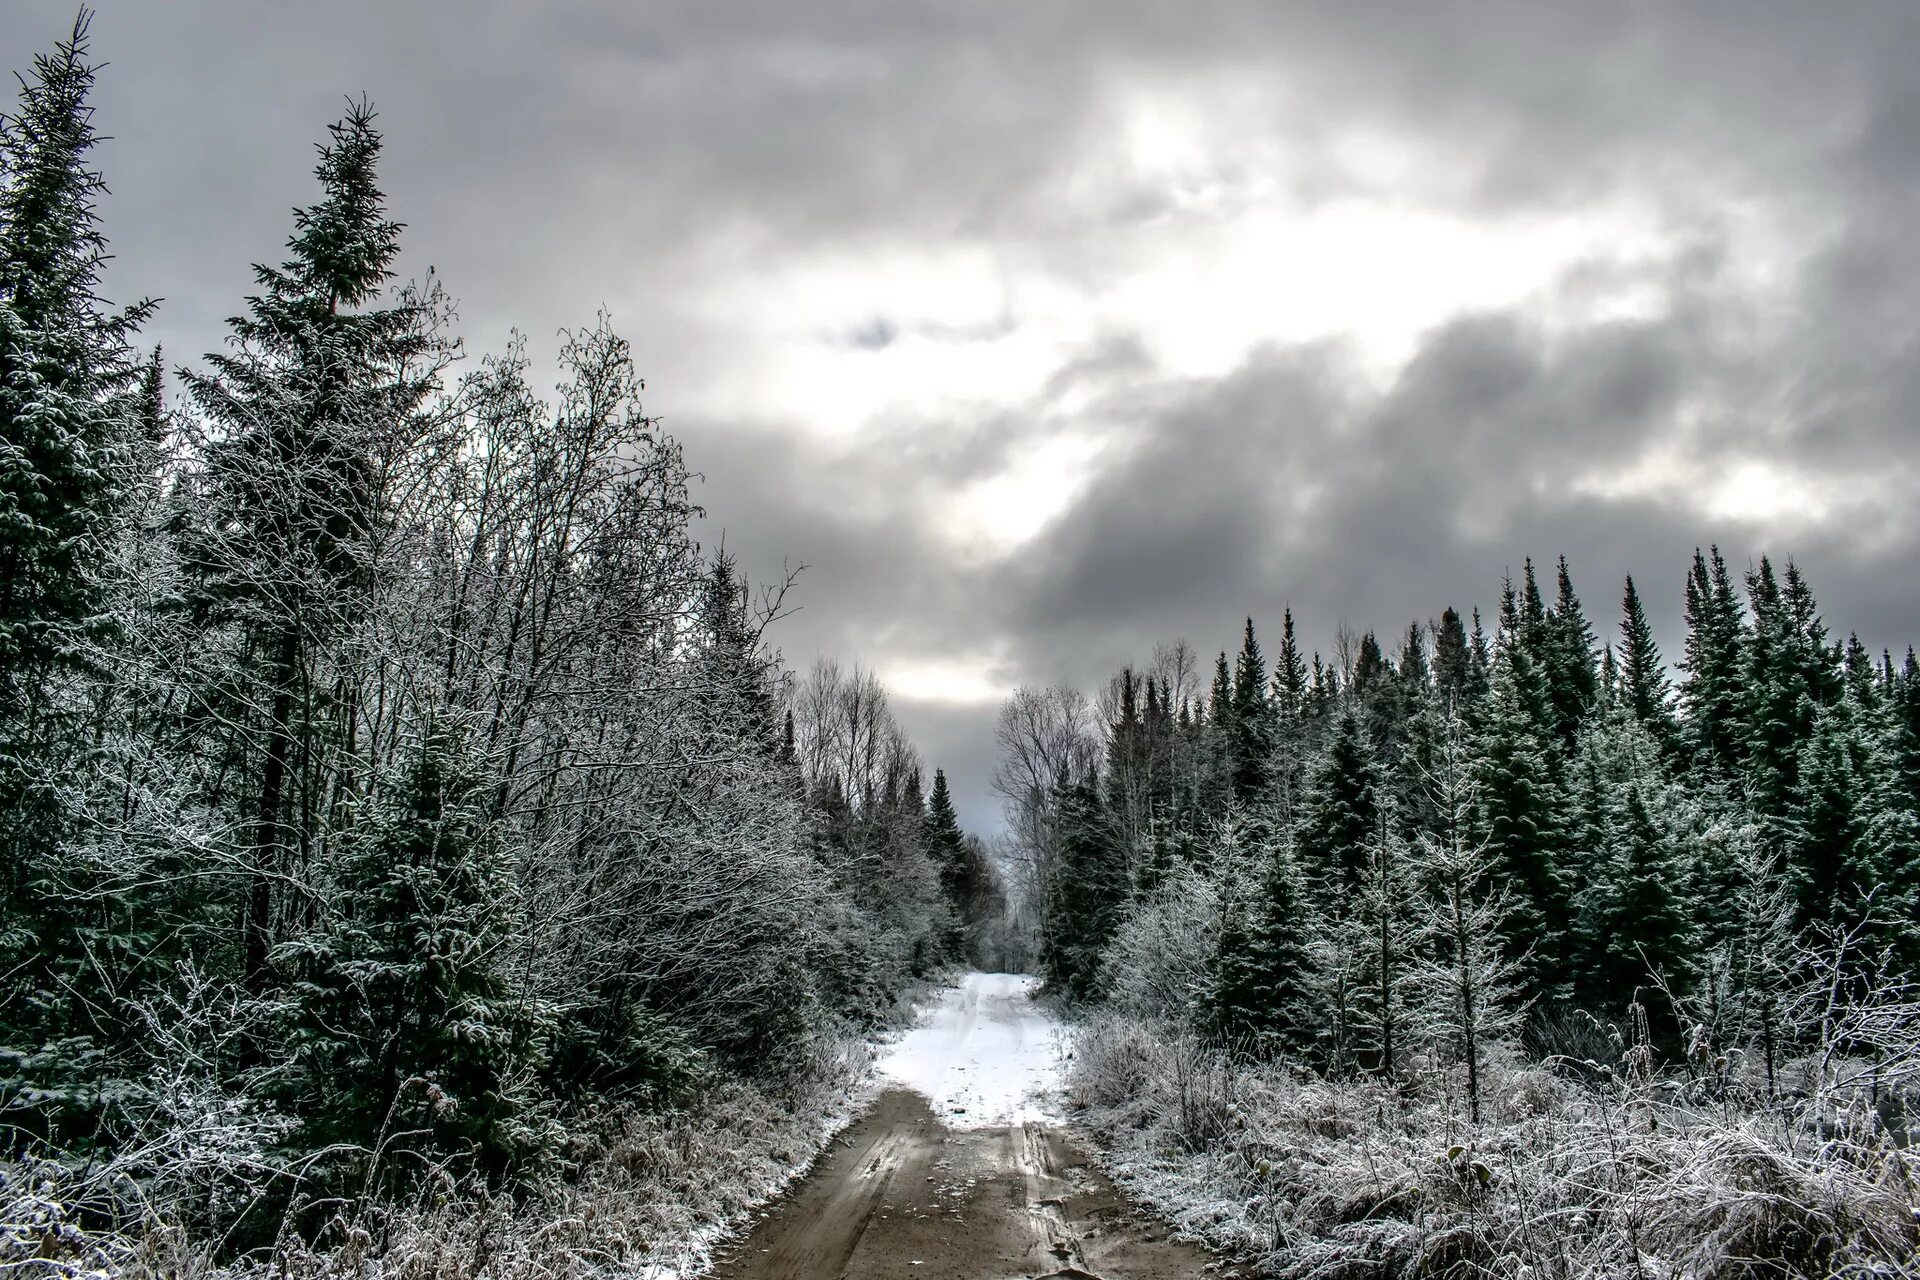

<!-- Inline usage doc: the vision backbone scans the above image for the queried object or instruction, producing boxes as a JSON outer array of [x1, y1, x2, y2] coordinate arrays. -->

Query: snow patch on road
[[874, 971, 1066, 1128]]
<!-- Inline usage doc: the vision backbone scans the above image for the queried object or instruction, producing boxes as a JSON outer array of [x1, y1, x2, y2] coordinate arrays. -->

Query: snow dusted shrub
[[1, 1170, 138, 1280], [1101, 869, 1221, 1024], [1069, 1011, 1162, 1127], [0, 1026, 875, 1280], [1068, 1011, 1920, 1278], [0, 968, 293, 1279]]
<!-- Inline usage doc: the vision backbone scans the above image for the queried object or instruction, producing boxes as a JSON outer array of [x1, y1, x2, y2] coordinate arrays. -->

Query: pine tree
[[1573, 783, 1696, 1021], [1295, 708, 1379, 900], [1273, 606, 1308, 718], [1464, 607, 1492, 712], [1518, 558, 1550, 667], [1202, 650, 1235, 811], [1682, 546, 1745, 778], [1789, 696, 1879, 929], [0, 9, 152, 699], [1269, 606, 1311, 822], [183, 102, 441, 994], [1764, 564, 1839, 816], [1842, 633, 1878, 708], [1143, 676, 1176, 832], [1474, 580, 1572, 994], [1618, 575, 1678, 747], [1042, 777, 1128, 999], [282, 723, 550, 1188], [1542, 556, 1600, 747], [1201, 834, 1317, 1060], [697, 551, 782, 749], [925, 768, 977, 958], [1229, 619, 1274, 803], [1104, 666, 1152, 864], [0, 10, 154, 1124], [1433, 607, 1470, 703]]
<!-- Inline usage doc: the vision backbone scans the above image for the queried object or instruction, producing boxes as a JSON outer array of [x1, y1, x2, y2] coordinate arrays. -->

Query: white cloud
[[880, 655, 1016, 706]]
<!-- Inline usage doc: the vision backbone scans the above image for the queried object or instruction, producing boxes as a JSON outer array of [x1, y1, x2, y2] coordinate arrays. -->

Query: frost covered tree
[[0, 9, 151, 698], [1346, 811, 1428, 1081], [1683, 546, 1746, 780], [1228, 617, 1275, 802], [1295, 707, 1379, 902], [1474, 578, 1572, 995], [1418, 707, 1526, 1123], [1542, 555, 1599, 748], [0, 9, 155, 1132], [1618, 574, 1677, 746], [181, 100, 449, 996], [1200, 821, 1317, 1061], [1573, 783, 1696, 1022], [1042, 777, 1129, 999], [279, 722, 547, 1189]]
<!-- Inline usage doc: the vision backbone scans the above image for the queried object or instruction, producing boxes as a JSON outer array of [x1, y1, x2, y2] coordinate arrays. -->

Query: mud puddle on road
[[705, 1088, 1238, 1280]]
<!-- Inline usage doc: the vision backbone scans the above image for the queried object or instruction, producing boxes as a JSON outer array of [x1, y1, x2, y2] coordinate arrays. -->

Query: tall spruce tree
[[0, 9, 151, 700], [1475, 578, 1572, 995], [1295, 708, 1379, 901], [1790, 695, 1879, 929], [1201, 835, 1317, 1060], [1543, 556, 1599, 747], [183, 102, 439, 994], [1042, 777, 1128, 999], [1270, 606, 1311, 820], [0, 10, 154, 1124], [1518, 558, 1550, 667], [1618, 575, 1678, 747], [1104, 666, 1152, 862], [1573, 782, 1695, 1022], [1682, 546, 1746, 779], [925, 768, 977, 958], [1464, 607, 1493, 712], [1229, 619, 1274, 803], [1432, 606, 1470, 703]]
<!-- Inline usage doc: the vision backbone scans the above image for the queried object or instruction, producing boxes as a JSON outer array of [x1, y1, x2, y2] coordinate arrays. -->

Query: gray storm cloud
[[8, 0, 1919, 831]]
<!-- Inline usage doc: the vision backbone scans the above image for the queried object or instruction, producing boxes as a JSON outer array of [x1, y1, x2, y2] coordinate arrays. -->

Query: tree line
[[1007, 551, 1920, 1119], [0, 12, 992, 1248]]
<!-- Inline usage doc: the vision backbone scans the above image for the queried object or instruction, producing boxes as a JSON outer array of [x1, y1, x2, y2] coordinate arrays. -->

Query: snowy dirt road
[[705, 973, 1234, 1280]]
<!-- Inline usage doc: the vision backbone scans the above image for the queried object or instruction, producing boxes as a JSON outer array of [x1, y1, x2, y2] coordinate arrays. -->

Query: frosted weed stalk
[[1068, 1010, 1920, 1278]]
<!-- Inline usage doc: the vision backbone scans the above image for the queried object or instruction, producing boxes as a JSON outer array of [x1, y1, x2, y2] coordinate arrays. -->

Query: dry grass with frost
[[1068, 1013, 1920, 1279]]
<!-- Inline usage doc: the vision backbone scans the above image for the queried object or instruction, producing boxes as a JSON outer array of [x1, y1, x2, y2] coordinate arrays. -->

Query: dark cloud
[[6, 1, 1920, 832]]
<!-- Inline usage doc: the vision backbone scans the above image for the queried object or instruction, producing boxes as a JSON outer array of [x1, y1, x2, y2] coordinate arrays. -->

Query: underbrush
[[2, 1032, 875, 1280], [1067, 1013, 1920, 1279]]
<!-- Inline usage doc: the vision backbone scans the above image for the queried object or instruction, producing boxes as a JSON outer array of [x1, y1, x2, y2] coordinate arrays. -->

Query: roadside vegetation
[[0, 14, 998, 1276]]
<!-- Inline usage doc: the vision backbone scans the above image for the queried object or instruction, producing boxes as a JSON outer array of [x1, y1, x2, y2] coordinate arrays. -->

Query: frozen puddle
[[874, 971, 1065, 1127]]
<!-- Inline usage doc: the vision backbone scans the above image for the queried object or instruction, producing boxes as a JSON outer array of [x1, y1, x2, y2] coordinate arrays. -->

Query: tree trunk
[[245, 626, 298, 994]]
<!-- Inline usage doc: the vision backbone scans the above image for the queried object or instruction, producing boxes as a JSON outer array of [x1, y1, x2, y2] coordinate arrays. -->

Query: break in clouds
[[11, 0, 1920, 827]]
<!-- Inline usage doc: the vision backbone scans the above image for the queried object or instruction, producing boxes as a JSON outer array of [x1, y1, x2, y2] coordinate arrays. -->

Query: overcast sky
[[9, 2, 1920, 832]]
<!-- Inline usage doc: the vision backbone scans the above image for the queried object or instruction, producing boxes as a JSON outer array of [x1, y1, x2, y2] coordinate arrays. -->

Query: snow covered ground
[[707, 975, 1221, 1279], [873, 971, 1066, 1127]]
